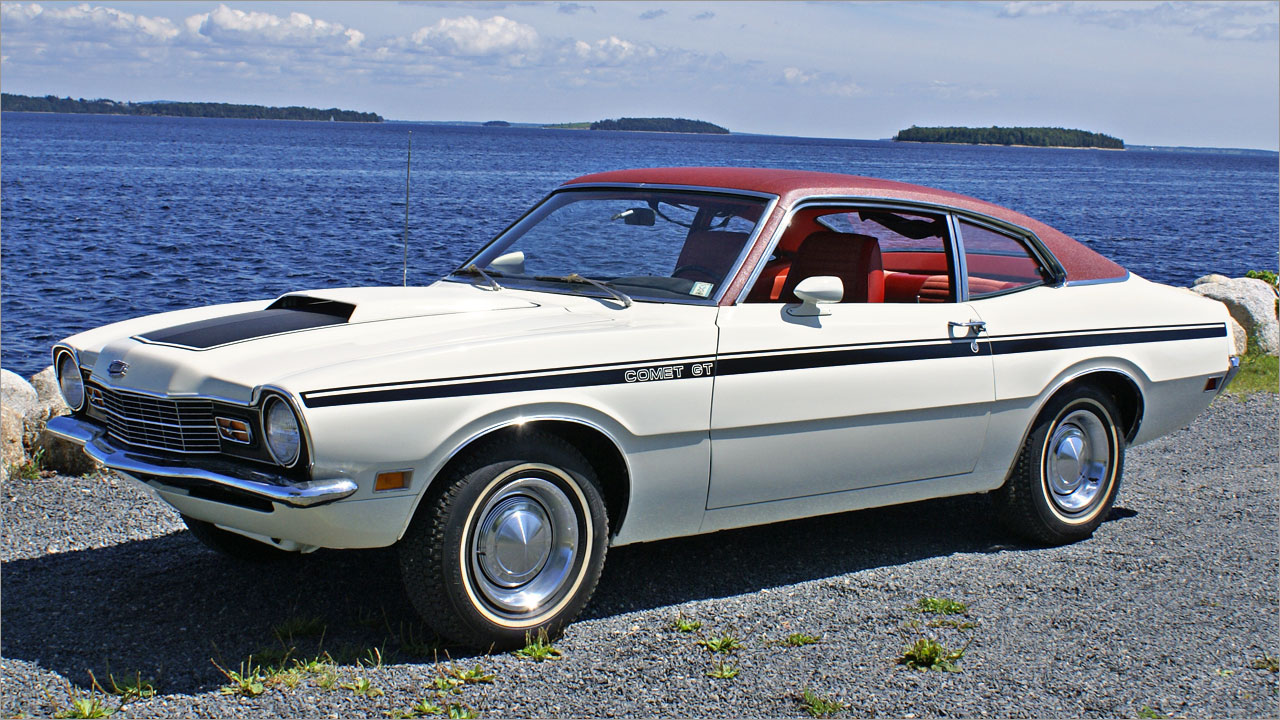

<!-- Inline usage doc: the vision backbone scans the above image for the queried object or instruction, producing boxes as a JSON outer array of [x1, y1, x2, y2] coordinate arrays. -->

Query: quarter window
[[958, 220, 1048, 299]]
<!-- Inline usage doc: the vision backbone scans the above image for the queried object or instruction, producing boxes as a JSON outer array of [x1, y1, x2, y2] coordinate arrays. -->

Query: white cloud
[[998, 1, 1278, 41], [781, 66, 863, 97], [185, 4, 363, 49], [409, 15, 539, 58], [782, 66, 815, 85], [573, 36, 657, 65], [1, 2, 180, 43]]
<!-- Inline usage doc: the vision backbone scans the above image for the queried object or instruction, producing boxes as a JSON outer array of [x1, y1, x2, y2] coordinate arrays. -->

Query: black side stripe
[[300, 324, 1224, 408]]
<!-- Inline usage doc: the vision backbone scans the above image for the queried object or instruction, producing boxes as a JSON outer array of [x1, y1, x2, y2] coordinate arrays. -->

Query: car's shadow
[[0, 494, 1137, 695]]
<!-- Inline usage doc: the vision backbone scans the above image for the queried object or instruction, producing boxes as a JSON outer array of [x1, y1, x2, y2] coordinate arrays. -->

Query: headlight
[[263, 395, 302, 466], [55, 350, 85, 411]]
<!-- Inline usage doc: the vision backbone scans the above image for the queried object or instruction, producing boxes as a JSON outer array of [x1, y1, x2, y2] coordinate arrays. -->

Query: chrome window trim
[[950, 211, 1066, 286], [945, 213, 968, 303], [952, 215, 1059, 300], [732, 198, 959, 305], [454, 183, 779, 307]]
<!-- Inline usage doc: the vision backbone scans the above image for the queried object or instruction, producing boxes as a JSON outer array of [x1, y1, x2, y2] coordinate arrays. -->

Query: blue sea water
[[2, 112, 1276, 377]]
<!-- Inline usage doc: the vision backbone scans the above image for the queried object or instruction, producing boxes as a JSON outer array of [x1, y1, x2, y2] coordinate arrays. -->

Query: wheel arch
[[1035, 365, 1146, 445], [404, 412, 633, 543]]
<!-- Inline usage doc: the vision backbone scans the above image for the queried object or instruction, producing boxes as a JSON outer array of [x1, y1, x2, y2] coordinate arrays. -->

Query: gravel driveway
[[2, 394, 1276, 718]]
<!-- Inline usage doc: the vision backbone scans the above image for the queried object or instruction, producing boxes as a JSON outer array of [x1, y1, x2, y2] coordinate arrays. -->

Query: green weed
[[339, 676, 384, 698], [390, 698, 445, 717], [212, 658, 266, 697], [52, 694, 114, 719], [706, 661, 739, 680], [926, 618, 978, 630], [514, 630, 563, 662], [9, 449, 47, 481], [697, 633, 742, 653], [444, 703, 477, 719], [1137, 706, 1166, 719], [798, 688, 847, 718], [672, 613, 702, 633], [442, 662, 495, 686], [911, 597, 968, 615], [1251, 654, 1279, 672], [897, 636, 971, 672], [782, 632, 822, 647]]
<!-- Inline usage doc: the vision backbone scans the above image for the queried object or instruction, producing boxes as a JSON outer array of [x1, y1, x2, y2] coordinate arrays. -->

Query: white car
[[48, 167, 1239, 648]]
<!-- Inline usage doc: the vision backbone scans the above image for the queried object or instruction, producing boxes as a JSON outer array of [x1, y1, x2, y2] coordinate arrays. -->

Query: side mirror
[[490, 251, 526, 275], [611, 208, 656, 226], [788, 276, 843, 316]]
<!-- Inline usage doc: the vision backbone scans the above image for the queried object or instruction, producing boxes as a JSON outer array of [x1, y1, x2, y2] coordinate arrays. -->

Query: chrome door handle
[[949, 320, 987, 333]]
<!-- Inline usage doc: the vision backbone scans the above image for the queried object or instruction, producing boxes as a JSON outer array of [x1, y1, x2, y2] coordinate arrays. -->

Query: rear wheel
[[996, 386, 1125, 545], [399, 432, 608, 650], [181, 515, 295, 563]]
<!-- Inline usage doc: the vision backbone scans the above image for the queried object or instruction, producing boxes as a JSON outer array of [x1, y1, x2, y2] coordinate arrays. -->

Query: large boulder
[[1226, 316, 1249, 356], [1192, 278, 1279, 356], [33, 428, 99, 476], [1195, 273, 1231, 286], [29, 365, 70, 421], [1, 369, 39, 421], [1, 406, 26, 467]]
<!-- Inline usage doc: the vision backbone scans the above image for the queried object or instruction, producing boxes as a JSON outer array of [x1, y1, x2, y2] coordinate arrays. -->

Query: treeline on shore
[[588, 117, 729, 134], [1, 93, 383, 123], [895, 125, 1123, 149]]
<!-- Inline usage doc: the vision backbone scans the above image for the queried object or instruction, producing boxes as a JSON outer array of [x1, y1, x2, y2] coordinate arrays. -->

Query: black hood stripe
[[299, 323, 1224, 408], [137, 307, 351, 350]]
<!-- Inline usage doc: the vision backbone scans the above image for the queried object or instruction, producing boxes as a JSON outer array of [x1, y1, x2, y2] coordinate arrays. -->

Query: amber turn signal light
[[374, 470, 411, 491]]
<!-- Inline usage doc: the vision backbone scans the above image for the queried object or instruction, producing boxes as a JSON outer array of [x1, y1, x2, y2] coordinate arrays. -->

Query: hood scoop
[[136, 297, 355, 350]]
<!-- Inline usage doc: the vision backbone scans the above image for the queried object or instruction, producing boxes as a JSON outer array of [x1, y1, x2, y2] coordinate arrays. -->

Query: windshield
[[452, 188, 771, 303]]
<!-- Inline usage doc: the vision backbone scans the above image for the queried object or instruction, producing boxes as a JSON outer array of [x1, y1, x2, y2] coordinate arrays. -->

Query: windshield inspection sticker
[[690, 282, 713, 298]]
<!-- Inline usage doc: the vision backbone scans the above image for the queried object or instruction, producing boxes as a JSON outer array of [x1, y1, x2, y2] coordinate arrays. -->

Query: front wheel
[[398, 432, 608, 649], [996, 386, 1125, 545]]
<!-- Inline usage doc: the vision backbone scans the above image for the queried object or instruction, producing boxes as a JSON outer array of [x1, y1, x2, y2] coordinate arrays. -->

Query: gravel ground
[[2, 394, 1276, 718]]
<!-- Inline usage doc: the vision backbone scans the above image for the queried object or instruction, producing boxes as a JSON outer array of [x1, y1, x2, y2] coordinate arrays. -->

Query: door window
[[957, 219, 1049, 299]]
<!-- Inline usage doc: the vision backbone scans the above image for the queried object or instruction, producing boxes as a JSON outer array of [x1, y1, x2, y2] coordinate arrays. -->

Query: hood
[[80, 282, 616, 403]]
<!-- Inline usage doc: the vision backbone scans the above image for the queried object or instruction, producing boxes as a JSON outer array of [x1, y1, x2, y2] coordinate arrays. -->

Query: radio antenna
[[402, 130, 412, 287]]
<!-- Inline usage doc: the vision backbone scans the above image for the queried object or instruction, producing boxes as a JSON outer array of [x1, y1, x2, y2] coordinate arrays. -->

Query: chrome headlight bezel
[[53, 347, 86, 412], [260, 393, 303, 468]]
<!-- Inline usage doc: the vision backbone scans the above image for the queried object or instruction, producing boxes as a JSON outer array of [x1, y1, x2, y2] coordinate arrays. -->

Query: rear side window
[[958, 220, 1048, 299]]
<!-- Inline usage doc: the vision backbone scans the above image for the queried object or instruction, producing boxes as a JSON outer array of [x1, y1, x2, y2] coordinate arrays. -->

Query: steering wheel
[[672, 264, 718, 282]]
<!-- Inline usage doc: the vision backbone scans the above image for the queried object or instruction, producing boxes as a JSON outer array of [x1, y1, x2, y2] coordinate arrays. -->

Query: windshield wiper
[[453, 264, 502, 291], [536, 274, 632, 308]]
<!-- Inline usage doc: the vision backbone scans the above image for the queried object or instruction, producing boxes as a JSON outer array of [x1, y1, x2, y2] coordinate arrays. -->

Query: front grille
[[89, 383, 221, 453]]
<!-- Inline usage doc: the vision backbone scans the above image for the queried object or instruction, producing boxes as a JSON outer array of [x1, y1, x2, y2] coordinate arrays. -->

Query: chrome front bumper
[[46, 415, 357, 508]]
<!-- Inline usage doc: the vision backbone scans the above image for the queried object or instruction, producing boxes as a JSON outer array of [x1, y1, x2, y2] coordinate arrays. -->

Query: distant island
[[483, 120, 511, 127], [0, 93, 383, 123], [894, 125, 1123, 149], [545, 117, 729, 134]]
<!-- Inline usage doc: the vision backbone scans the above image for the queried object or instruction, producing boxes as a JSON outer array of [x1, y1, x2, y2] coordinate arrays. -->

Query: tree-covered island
[[545, 117, 729, 134], [894, 125, 1123, 149], [1, 93, 383, 122]]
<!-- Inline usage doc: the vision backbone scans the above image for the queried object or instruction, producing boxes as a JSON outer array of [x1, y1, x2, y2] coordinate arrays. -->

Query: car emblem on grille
[[108, 360, 130, 377]]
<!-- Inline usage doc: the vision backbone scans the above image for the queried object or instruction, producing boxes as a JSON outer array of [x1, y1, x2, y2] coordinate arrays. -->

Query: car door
[[706, 205, 996, 509]]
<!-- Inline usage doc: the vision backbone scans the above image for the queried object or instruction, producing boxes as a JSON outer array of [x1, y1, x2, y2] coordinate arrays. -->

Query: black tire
[[398, 431, 609, 650], [996, 385, 1125, 545], [181, 515, 296, 563]]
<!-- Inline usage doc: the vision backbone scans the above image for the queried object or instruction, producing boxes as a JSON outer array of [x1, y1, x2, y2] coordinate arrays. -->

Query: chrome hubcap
[[1045, 409, 1111, 514], [470, 474, 580, 617]]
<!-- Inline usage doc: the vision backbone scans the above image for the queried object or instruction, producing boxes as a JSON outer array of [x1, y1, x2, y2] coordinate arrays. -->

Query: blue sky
[[2, 1, 1277, 149]]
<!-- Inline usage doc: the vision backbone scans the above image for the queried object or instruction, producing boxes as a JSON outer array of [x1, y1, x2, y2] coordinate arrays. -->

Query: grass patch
[[672, 613, 702, 633], [1251, 653, 1279, 672], [339, 676, 384, 698], [1226, 350, 1278, 397], [514, 629, 563, 662], [697, 633, 742, 653], [897, 637, 971, 672], [441, 662, 495, 686], [213, 658, 267, 697], [52, 693, 115, 719], [797, 688, 847, 718], [8, 448, 48, 481], [89, 670, 156, 703], [706, 661, 740, 680], [390, 698, 445, 718], [1136, 706, 1166, 719], [911, 597, 968, 615], [781, 632, 822, 647]]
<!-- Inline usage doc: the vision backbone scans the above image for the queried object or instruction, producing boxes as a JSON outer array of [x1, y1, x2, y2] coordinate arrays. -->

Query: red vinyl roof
[[564, 167, 1127, 283]]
